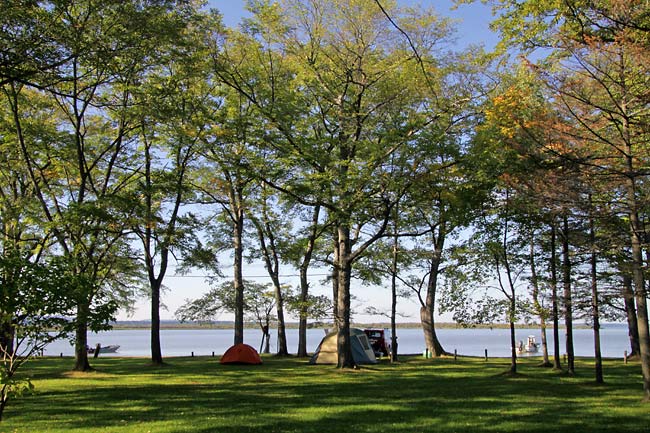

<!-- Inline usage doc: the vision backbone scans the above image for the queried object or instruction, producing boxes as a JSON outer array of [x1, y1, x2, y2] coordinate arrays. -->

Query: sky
[[211, 0, 499, 48], [117, 0, 500, 324]]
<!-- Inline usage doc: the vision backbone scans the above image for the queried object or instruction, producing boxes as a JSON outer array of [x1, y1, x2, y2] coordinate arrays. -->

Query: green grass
[[2, 356, 649, 433]]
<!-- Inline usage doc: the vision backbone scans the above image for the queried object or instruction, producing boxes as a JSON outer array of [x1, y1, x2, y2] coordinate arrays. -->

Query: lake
[[43, 323, 632, 359]]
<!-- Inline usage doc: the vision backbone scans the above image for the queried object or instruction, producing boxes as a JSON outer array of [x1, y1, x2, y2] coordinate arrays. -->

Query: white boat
[[87, 344, 120, 354], [516, 336, 538, 354]]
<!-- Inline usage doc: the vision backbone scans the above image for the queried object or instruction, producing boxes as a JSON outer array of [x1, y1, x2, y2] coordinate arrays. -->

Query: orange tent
[[220, 343, 263, 365]]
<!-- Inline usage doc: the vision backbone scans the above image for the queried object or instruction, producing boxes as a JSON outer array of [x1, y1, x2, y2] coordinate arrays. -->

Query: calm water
[[43, 324, 632, 359]]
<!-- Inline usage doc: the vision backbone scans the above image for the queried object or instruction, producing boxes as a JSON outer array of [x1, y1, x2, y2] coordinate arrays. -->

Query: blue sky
[[209, 0, 499, 49], [120, 0, 500, 323]]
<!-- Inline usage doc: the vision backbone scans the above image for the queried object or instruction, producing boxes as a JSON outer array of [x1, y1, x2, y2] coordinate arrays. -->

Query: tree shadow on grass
[[6, 356, 650, 433]]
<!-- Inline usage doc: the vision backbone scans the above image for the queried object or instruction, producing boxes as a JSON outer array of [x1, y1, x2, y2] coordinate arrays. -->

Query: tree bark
[[390, 212, 399, 363], [633, 264, 650, 401], [297, 205, 320, 357], [233, 205, 245, 346], [509, 319, 517, 374], [73, 304, 91, 372], [263, 319, 271, 354], [271, 276, 288, 355], [420, 224, 446, 357], [502, 256, 517, 375], [550, 222, 562, 370], [622, 275, 640, 357], [420, 303, 445, 356], [530, 235, 551, 366], [331, 229, 339, 321], [589, 207, 603, 383], [251, 190, 289, 356], [150, 278, 163, 365], [562, 215, 575, 375], [297, 266, 310, 357], [335, 224, 355, 368], [626, 174, 650, 401]]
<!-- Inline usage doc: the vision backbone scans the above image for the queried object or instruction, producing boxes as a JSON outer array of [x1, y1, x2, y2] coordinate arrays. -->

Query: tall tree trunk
[[260, 315, 271, 353], [530, 235, 551, 367], [144, 140, 163, 366], [270, 276, 288, 355], [420, 301, 445, 356], [539, 313, 551, 366], [332, 229, 339, 321], [143, 136, 177, 367], [335, 224, 355, 368], [150, 278, 163, 365], [502, 257, 517, 374], [390, 211, 399, 362], [626, 175, 650, 401], [509, 318, 517, 374], [297, 205, 320, 357], [622, 275, 640, 357], [251, 189, 289, 356], [498, 193, 517, 375], [147, 243, 172, 366], [562, 215, 575, 375], [589, 205, 603, 383], [233, 209, 245, 346], [633, 263, 650, 401], [298, 266, 310, 357], [420, 224, 446, 357], [73, 304, 91, 371], [550, 222, 562, 370]]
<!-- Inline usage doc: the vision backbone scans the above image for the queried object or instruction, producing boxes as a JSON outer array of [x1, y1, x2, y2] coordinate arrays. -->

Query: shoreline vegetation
[[110, 320, 602, 330]]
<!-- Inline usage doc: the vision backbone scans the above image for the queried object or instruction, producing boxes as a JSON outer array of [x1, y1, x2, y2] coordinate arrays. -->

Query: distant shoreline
[[110, 320, 606, 330]]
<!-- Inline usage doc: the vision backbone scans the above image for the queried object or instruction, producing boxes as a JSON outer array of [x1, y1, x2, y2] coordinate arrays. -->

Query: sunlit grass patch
[[3, 356, 649, 433]]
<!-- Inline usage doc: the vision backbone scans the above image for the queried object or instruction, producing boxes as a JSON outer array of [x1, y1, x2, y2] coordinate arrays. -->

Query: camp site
[[2, 0, 650, 432]]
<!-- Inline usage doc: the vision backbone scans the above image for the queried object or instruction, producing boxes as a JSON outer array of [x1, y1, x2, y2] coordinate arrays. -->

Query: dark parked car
[[363, 329, 390, 357]]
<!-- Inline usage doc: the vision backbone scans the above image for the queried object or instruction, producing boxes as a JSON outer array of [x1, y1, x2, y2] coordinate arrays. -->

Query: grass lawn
[[2, 355, 649, 433]]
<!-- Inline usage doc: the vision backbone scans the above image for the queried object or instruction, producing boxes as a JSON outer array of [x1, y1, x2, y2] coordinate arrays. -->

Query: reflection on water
[[43, 324, 631, 359]]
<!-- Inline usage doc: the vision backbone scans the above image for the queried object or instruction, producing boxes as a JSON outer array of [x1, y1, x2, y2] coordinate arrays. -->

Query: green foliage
[[0, 255, 85, 420], [0, 367, 34, 422], [0, 256, 78, 341], [284, 287, 333, 321], [490, 0, 650, 52], [175, 279, 277, 325]]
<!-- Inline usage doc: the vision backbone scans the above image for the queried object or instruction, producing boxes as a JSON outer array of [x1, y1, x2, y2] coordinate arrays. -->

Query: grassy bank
[[3, 356, 648, 433]]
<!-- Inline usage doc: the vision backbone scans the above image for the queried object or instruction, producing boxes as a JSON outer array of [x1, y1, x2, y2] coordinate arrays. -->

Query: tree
[[195, 85, 260, 346], [175, 279, 278, 353], [360, 202, 410, 362], [283, 203, 328, 357], [130, 9, 219, 365], [0, 256, 85, 421], [212, 0, 455, 368], [2, 0, 197, 371], [284, 289, 333, 328], [3, 79, 136, 372], [527, 228, 552, 367], [402, 132, 491, 357], [247, 183, 290, 355], [488, 0, 650, 400], [0, 1, 71, 87], [471, 186, 532, 374], [587, 194, 604, 383]]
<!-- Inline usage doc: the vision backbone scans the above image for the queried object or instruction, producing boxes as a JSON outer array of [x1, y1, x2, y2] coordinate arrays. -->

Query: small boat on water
[[87, 344, 120, 354], [516, 336, 538, 354]]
